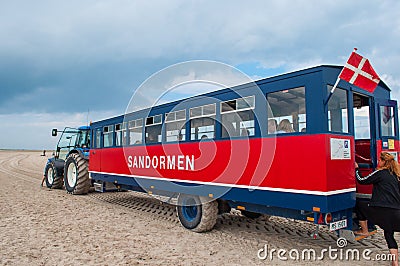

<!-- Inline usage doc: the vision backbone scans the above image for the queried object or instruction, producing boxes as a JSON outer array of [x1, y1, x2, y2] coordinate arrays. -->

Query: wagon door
[[89, 127, 102, 172], [353, 93, 376, 196]]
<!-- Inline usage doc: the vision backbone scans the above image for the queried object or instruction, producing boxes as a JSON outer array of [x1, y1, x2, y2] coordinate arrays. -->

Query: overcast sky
[[1, 0, 399, 149]]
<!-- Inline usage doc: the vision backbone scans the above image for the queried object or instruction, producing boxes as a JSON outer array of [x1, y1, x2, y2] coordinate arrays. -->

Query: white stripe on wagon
[[89, 171, 356, 196]]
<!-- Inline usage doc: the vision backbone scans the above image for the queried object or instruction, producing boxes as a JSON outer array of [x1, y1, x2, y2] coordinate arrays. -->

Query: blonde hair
[[379, 152, 400, 179], [277, 119, 294, 133]]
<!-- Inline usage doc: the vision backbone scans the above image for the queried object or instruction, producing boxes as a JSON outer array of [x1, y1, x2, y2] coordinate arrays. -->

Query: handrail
[[355, 153, 372, 164]]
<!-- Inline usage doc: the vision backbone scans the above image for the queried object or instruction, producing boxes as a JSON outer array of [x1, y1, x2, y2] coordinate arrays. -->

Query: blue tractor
[[43, 126, 91, 194]]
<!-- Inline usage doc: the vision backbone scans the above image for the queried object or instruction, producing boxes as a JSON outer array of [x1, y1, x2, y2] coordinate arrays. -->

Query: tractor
[[43, 126, 91, 194]]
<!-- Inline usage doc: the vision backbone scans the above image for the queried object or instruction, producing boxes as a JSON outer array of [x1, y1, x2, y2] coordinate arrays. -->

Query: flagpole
[[324, 76, 340, 105], [324, 48, 358, 106]]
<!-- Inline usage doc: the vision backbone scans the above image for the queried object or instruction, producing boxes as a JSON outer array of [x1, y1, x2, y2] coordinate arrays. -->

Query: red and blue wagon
[[88, 65, 399, 238]]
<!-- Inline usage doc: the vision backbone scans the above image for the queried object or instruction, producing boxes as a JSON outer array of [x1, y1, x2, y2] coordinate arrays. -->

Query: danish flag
[[339, 49, 380, 93]]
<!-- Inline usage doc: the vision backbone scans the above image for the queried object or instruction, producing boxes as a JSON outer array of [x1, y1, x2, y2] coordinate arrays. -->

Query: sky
[[0, 0, 399, 149]]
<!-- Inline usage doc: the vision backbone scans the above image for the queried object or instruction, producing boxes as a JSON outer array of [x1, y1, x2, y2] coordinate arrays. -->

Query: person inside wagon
[[268, 119, 277, 134], [277, 119, 294, 133]]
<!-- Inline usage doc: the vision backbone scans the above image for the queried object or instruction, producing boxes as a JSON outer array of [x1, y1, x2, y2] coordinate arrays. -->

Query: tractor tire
[[176, 194, 218, 233], [241, 210, 262, 219], [64, 153, 90, 195], [44, 162, 63, 189]]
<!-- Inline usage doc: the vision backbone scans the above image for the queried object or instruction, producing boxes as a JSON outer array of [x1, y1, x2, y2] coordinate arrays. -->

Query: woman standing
[[356, 152, 400, 266]]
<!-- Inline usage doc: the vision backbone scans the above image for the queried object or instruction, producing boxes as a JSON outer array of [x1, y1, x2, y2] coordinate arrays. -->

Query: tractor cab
[[52, 126, 90, 160]]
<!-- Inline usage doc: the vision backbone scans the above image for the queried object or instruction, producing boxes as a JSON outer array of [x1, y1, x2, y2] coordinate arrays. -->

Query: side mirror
[[52, 128, 58, 137]]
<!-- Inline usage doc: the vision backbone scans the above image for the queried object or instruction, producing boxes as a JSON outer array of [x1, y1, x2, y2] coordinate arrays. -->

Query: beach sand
[[0, 151, 393, 265]]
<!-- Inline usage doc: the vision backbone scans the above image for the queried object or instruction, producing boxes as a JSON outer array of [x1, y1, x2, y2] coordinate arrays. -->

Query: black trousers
[[355, 199, 369, 221], [358, 204, 400, 249]]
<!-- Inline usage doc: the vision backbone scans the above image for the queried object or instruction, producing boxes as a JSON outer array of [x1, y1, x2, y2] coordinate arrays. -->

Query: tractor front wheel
[[44, 162, 63, 189], [64, 153, 90, 194]]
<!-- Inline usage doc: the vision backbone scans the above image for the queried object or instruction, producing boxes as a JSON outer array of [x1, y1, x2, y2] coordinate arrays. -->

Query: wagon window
[[121, 122, 128, 146], [115, 123, 122, 146], [103, 125, 114, 147], [327, 86, 349, 133], [380, 105, 395, 137], [353, 93, 372, 139], [95, 128, 101, 148], [221, 96, 255, 138], [166, 110, 186, 142], [267, 87, 306, 133], [190, 103, 216, 140], [113, 123, 128, 146], [129, 119, 143, 145], [145, 114, 162, 143]]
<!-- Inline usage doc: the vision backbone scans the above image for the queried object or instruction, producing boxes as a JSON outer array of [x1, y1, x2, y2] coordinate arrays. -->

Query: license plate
[[329, 219, 347, 231]]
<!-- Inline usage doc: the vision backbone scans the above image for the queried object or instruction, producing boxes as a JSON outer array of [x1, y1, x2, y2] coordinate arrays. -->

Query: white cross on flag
[[339, 50, 380, 93]]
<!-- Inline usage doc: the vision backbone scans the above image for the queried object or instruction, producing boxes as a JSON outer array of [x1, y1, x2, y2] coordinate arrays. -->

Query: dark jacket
[[356, 169, 400, 209]]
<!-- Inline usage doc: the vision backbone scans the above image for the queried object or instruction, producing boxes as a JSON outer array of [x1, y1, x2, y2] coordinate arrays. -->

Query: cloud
[[1, 0, 400, 148], [125, 61, 255, 112], [0, 110, 118, 150]]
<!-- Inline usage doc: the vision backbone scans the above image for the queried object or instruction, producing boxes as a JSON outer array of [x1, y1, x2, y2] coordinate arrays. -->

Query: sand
[[0, 150, 394, 265]]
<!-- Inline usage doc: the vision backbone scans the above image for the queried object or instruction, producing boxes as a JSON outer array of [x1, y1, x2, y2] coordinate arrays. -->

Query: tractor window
[[58, 130, 78, 148], [77, 130, 89, 148], [267, 87, 306, 133], [57, 128, 79, 160], [380, 105, 395, 137]]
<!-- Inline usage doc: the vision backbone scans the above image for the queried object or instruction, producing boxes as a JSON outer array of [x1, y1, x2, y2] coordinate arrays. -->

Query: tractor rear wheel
[[176, 194, 218, 232], [44, 162, 63, 189], [64, 153, 90, 194]]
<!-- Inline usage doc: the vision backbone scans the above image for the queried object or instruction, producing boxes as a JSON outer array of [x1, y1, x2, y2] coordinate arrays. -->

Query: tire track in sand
[[89, 191, 389, 254], [0, 153, 40, 184]]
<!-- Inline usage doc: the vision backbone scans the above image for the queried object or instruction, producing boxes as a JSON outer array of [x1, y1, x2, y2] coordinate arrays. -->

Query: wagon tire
[[176, 194, 218, 233], [64, 153, 90, 195], [44, 162, 63, 189]]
